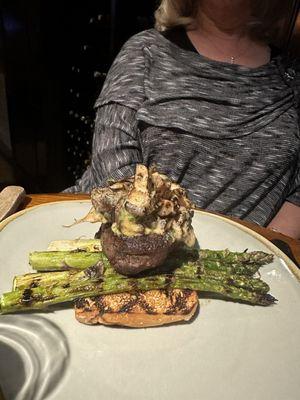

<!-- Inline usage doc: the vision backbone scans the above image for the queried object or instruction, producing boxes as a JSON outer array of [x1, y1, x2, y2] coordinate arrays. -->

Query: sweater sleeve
[[94, 30, 150, 110], [286, 59, 300, 206], [286, 156, 300, 206], [64, 104, 143, 193], [63, 31, 151, 193]]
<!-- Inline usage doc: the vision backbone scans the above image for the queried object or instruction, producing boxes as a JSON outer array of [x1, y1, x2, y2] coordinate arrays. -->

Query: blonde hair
[[155, 0, 197, 32], [154, 0, 290, 44]]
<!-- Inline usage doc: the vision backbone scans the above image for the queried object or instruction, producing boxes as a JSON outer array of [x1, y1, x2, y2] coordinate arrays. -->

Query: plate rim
[[1, 200, 299, 283]]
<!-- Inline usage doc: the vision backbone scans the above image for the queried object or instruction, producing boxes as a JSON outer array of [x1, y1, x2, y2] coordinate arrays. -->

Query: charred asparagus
[[1, 263, 275, 314], [29, 248, 273, 276]]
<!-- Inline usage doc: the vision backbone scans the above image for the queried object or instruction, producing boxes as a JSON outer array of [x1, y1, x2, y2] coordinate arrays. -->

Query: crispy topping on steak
[[90, 165, 196, 247]]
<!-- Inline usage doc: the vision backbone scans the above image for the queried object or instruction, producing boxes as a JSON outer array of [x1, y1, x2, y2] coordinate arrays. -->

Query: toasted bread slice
[[74, 289, 199, 328]]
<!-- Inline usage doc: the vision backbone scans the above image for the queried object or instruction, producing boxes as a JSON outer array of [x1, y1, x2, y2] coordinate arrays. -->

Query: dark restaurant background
[[0, 0, 299, 193]]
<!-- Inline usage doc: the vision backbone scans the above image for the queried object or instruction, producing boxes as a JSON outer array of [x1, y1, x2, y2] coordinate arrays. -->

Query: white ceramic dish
[[0, 201, 300, 400]]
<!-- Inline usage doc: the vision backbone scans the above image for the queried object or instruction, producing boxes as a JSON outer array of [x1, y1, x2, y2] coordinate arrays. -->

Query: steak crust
[[100, 224, 174, 275], [75, 289, 199, 328]]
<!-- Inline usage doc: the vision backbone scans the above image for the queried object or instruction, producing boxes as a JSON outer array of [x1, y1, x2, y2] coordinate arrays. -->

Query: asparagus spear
[[163, 248, 271, 276], [13, 261, 117, 291], [13, 264, 270, 294], [197, 248, 274, 266], [29, 251, 108, 271], [1, 264, 275, 314], [29, 249, 273, 275], [13, 270, 80, 291], [0, 276, 275, 314], [47, 239, 274, 268], [47, 239, 102, 252]]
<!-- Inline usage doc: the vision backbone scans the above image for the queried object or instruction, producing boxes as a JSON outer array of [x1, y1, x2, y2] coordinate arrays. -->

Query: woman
[[66, 0, 300, 239]]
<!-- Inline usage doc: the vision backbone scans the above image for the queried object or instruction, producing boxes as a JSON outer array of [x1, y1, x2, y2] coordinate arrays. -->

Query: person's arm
[[267, 201, 300, 239], [63, 31, 150, 193], [64, 103, 142, 193], [268, 147, 300, 239]]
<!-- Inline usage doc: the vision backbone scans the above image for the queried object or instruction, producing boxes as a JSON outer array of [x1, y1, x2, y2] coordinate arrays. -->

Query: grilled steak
[[75, 289, 199, 328], [100, 223, 174, 275]]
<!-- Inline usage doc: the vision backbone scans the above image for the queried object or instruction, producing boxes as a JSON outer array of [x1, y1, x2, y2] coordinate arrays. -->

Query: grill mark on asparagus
[[165, 275, 175, 291], [21, 288, 33, 304], [29, 280, 40, 288], [130, 280, 139, 292], [196, 266, 202, 279], [84, 263, 104, 279]]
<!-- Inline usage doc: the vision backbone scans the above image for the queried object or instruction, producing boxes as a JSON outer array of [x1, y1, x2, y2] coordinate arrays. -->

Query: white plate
[[0, 201, 300, 400]]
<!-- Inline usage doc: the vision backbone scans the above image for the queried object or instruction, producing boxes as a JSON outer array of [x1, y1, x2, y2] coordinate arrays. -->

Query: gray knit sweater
[[65, 28, 300, 226]]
